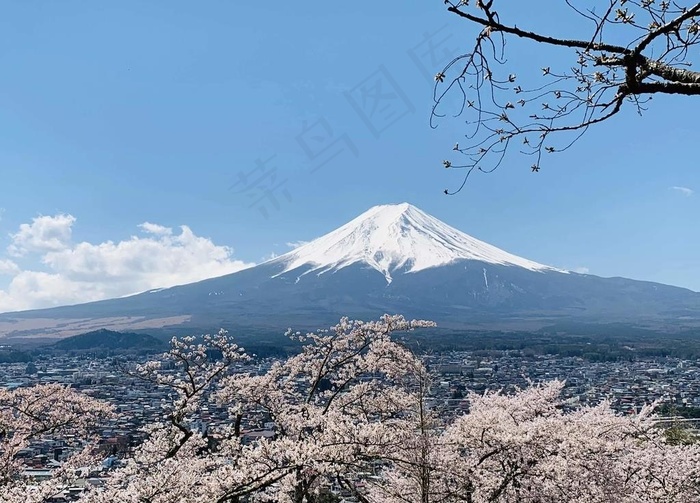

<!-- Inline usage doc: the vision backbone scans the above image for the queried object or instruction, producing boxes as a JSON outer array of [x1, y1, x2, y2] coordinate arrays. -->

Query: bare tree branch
[[436, 1, 700, 193]]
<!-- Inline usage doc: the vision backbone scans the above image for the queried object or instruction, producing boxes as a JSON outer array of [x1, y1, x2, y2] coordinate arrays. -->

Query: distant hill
[[0, 346, 32, 363], [52, 329, 166, 352]]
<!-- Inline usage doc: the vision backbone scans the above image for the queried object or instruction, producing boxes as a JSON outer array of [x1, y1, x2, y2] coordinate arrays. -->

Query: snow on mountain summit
[[271, 203, 566, 283]]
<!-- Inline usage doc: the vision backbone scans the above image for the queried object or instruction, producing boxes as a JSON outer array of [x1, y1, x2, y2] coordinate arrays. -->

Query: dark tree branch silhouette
[[435, 0, 700, 194]]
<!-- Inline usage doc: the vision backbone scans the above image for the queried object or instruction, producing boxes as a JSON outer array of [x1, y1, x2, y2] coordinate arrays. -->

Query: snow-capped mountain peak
[[270, 203, 565, 283]]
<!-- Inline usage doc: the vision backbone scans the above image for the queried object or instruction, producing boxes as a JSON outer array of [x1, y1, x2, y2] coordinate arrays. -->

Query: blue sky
[[0, 1, 698, 311]]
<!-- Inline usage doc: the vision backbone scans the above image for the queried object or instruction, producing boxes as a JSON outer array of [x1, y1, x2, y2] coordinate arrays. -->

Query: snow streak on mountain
[[269, 203, 566, 283]]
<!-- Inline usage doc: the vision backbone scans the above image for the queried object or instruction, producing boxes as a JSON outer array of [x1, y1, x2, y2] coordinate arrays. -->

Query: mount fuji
[[2, 203, 700, 342], [269, 203, 564, 284]]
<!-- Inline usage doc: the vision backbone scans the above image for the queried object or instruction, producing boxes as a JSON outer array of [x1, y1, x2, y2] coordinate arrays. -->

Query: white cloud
[[0, 216, 254, 313], [0, 271, 90, 312], [286, 240, 309, 249], [0, 259, 19, 276], [8, 214, 76, 256], [260, 251, 279, 262], [572, 267, 590, 274], [139, 222, 173, 236], [670, 186, 694, 197]]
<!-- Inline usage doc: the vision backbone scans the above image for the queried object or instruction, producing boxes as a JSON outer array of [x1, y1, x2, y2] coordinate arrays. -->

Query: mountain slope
[[1, 203, 699, 340]]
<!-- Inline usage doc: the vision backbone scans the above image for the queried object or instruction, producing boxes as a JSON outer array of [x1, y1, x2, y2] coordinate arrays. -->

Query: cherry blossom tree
[[78, 329, 254, 503], [436, 1, 700, 192], [0, 383, 113, 503], [369, 381, 700, 502], [360, 354, 447, 503], [216, 315, 436, 503], [80, 315, 435, 503], [4, 316, 700, 502]]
